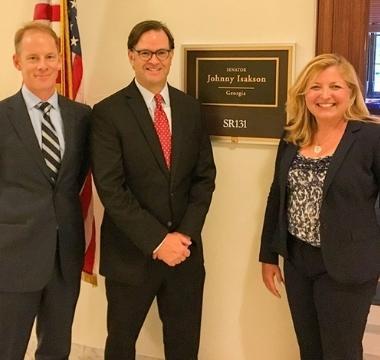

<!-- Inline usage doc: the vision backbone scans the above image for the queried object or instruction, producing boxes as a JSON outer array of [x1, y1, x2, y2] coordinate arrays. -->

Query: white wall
[[1, 1, 317, 359]]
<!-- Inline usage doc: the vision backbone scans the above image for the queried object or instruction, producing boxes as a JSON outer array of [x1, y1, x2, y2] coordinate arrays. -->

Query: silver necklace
[[313, 120, 347, 155]]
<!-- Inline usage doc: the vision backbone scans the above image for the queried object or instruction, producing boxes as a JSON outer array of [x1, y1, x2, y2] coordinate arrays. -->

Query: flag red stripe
[[33, 4, 60, 21], [56, 71, 61, 84], [33, 1, 97, 281], [82, 221, 96, 273], [72, 55, 83, 100]]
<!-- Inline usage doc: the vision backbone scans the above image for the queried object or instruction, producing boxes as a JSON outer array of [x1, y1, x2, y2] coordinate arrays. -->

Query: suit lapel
[[125, 82, 170, 178], [7, 91, 52, 182], [56, 95, 75, 184], [168, 86, 184, 182], [276, 123, 359, 207], [279, 141, 297, 200], [322, 121, 361, 199]]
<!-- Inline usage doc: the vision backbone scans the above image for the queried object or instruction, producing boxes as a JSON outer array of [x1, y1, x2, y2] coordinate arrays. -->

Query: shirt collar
[[21, 84, 59, 110], [134, 79, 170, 108]]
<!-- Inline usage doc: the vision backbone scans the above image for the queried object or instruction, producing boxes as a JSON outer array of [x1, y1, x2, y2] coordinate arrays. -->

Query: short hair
[[127, 20, 174, 50], [14, 21, 60, 54], [285, 53, 377, 146]]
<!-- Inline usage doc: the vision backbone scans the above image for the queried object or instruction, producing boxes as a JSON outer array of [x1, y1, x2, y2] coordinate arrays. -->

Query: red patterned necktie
[[154, 94, 171, 168]]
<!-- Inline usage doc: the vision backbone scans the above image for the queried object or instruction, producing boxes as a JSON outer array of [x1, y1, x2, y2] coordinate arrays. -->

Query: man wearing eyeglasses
[[90, 20, 216, 359]]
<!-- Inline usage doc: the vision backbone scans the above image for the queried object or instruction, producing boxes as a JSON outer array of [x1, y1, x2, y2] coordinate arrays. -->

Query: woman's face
[[304, 65, 352, 123]]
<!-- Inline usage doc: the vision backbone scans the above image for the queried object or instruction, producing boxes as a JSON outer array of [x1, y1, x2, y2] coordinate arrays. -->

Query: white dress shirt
[[21, 84, 65, 156], [134, 79, 172, 132]]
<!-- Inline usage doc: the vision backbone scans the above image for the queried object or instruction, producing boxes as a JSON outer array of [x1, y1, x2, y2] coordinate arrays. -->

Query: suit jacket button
[[167, 221, 172, 227]]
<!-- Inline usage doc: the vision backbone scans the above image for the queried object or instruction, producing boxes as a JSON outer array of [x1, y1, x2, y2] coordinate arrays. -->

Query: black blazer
[[90, 81, 216, 285], [0, 91, 91, 292], [259, 121, 380, 284]]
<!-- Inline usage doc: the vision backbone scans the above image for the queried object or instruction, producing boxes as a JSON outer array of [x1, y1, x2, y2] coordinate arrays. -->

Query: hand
[[262, 263, 284, 298], [155, 232, 192, 267], [172, 231, 191, 244]]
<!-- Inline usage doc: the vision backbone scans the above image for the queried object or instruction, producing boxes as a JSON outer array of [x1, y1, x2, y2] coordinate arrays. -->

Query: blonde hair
[[285, 53, 377, 146], [14, 21, 59, 54]]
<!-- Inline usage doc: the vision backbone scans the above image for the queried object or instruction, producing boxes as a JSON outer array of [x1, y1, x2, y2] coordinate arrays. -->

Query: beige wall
[[1, 1, 317, 359]]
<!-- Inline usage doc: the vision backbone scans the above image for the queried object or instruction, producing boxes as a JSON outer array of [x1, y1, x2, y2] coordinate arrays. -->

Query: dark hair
[[127, 20, 174, 50], [15, 21, 60, 54]]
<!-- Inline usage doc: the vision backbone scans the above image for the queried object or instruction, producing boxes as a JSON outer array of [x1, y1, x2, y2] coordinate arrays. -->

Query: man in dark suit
[[91, 20, 216, 360], [0, 22, 90, 360]]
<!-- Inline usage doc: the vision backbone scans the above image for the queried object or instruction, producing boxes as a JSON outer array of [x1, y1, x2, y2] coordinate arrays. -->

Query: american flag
[[34, 0, 97, 285]]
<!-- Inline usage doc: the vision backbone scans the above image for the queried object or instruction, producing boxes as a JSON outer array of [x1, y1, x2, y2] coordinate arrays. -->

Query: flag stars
[[70, 0, 77, 8], [71, 36, 79, 46]]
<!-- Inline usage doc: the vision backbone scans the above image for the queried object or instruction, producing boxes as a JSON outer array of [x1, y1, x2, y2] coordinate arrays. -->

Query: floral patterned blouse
[[287, 153, 331, 247]]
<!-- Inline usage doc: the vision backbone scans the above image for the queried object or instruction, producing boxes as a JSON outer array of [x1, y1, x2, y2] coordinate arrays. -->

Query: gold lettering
[[237, 74, 267, 83], [226, 67, 247, 73], [206, 74, 235, 84]]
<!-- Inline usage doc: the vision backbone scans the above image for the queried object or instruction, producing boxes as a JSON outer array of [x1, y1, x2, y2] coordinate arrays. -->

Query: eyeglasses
[[132, 48, 172, 61]]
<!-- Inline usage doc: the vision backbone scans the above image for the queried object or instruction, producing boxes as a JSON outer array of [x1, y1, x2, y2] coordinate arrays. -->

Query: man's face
[[128, 29, 173, 93], [13, 30, 61, 100]]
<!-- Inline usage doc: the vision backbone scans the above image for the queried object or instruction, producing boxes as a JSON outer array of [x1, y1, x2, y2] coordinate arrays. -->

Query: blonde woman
[[260, 53, 380, 360]]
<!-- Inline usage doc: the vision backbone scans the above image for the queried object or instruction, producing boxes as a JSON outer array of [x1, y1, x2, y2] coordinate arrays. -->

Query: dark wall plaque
[[184, 45, 294, 143]]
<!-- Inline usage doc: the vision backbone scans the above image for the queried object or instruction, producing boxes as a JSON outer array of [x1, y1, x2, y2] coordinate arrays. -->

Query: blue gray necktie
[[37, 102, 61, 183]]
